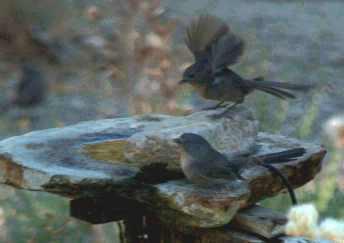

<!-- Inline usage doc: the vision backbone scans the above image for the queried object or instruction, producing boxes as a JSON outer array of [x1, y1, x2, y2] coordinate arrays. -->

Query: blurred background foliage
[[0, 0, 343, 242]]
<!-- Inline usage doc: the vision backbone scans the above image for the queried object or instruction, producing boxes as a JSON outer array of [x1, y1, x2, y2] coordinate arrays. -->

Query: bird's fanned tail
[[247, 78, 313, 99], [251, 79, 313, 91], [256, 86, 296, 99]]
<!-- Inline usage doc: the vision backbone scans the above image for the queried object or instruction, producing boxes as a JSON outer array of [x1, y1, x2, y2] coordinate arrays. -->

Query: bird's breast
[[204, 79, 244, 102], [179, 151, 204, 182], [190, 83, 208, 96]]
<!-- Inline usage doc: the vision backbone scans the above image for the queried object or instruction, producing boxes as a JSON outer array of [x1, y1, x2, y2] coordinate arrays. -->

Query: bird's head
[[179, 60, 212, 86], [179, 64, 197, 85], [174, 133, 213, 156], [20, 63, 40, 81]]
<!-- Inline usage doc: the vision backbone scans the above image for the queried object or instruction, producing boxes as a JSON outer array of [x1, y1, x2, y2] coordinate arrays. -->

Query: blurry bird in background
[[0, 63, 46, 113], [174, 133, 306, 205], [180, 15, 312, 112]]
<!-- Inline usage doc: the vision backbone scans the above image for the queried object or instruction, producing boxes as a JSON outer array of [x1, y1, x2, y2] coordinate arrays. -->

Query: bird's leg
[[224, 101, 240, 111], [202, 101, 226, 110], [253, 76, 264, 81], [208, 101, 241, 119]]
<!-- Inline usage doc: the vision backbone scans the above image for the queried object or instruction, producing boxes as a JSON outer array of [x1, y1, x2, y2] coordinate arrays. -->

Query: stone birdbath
[[0, 107, 326, 242]]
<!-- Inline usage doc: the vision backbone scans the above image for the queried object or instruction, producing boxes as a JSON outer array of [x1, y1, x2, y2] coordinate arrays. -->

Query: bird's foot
[[202, 101, 226, 111], [208, 102, 240, 119]]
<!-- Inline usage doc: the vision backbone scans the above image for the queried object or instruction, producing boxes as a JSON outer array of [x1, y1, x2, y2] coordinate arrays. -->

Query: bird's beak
[[173, 137, 182, 144], [178, 79, 188, 84]]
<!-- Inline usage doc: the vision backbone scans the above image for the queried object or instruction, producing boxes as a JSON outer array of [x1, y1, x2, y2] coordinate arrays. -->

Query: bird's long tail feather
[[256, 86, 296, 99], [253, 79, 312, 91], [255, 147, 306, 164], [261, 163, 298, 205], [248, 78, 312, 99], [251, 147, 306, 205]]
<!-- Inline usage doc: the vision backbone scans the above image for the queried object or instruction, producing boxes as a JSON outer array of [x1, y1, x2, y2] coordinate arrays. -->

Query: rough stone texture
[[156, 179, 250, 227], [0, 108, 258, 190], [143, 212, 329, 243], [124, 107, 258, 168], [230, 206, 287, 238], [0, 108, 325, 228], [279, 237, 332, 243]]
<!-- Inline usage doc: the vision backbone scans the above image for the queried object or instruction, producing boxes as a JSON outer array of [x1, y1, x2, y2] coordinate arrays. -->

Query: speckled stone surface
[[0, 107, 258, 190], [0, 108, 325, 227]]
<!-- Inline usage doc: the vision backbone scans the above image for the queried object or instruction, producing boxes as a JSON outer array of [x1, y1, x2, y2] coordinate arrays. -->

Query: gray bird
[[13, 64, 46, 107], [174, 133, 306, 204], [1, 63, 46, 113], [180, 15, 311, 110]]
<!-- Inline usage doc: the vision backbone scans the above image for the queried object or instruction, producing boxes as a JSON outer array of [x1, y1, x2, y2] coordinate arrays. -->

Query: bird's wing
[[201, 154, 239, 181], [211, 32, 245, 73], [211, 69, 252, 95], [204, 165, 238, 180], [185, 15, 229, 60]]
